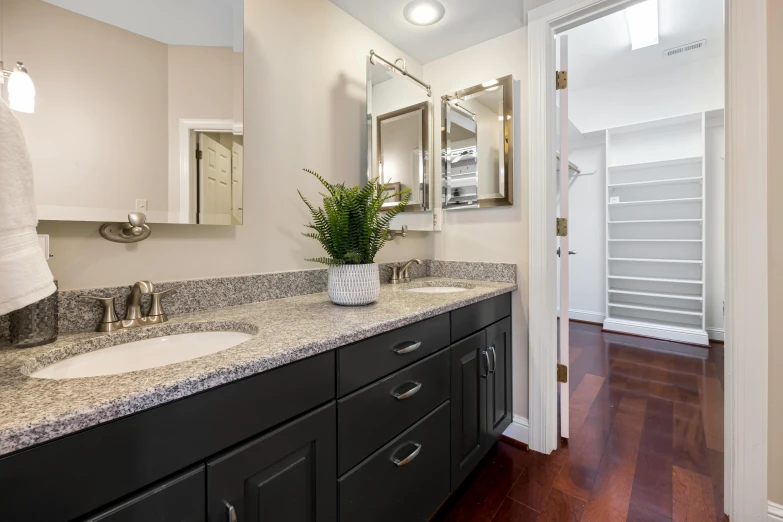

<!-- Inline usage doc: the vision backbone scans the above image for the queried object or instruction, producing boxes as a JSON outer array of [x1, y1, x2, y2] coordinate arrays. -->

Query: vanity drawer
[[451, 293, 511, 342], [337, 348, 450, 475], [337, 314, 450, 396], [338, 401, 450, 522]]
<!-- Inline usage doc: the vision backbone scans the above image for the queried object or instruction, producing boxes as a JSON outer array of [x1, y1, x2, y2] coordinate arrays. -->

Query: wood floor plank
[[580, 412, 644, 522], [491, 498, 539, 522], [707, 449, 725, 521], [630, 397, 674, 519], [672, 466, 717, 522], [627, 501, 673, 521], [696, 376, 724, 452], [553, 415, 611, 501], [672, 398, 711, 475], [536, 489, 586, 522], [570, 374, 606, 435], [570, 347, 584, 365], [508, 451, 569, 512]]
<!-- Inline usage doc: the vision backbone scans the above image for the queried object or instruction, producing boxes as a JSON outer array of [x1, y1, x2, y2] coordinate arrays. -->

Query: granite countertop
[[0, 277, 516, 457]]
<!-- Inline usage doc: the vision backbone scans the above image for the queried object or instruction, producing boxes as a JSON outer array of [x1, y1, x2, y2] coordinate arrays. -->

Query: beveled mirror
[[366, 51, 432, 211], [441, 75, 513, 210]]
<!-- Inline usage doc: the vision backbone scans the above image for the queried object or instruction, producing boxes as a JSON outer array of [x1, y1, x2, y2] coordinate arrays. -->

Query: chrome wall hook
[[99, 212, 152, 243]]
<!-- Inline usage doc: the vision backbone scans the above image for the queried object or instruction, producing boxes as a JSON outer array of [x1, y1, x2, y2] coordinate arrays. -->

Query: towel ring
[[99, 212, 152, 243]]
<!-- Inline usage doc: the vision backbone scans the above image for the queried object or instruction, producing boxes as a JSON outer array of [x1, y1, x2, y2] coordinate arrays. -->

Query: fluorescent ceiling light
[[403, 0, 445, 26], [481, 79, 498, 88], [625, 0, 659, 50]]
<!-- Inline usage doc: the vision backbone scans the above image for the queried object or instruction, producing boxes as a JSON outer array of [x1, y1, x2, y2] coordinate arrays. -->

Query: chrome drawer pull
[[488, 345, 497, 374], [392, 381, 422, 400], [226, 502, 237, 522], [392, 341, 421, 354], [391, 443, 422, 467], [481, 351, 490, 378]]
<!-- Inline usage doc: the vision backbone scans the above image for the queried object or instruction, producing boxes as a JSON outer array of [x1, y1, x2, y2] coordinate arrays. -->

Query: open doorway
[[553, 0, 726, 519]]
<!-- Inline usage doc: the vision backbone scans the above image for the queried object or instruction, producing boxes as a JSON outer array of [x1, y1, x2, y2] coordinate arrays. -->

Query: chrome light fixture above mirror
[[441, 75, 514, 210]]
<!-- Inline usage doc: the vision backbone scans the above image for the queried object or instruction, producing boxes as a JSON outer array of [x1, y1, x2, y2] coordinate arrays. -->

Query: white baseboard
[[603, 317, 710, 346], [707, 327, 725, 341], [502, 415, 529, 444], [769, 501, 783, 521], [556, 308, 605, 324]]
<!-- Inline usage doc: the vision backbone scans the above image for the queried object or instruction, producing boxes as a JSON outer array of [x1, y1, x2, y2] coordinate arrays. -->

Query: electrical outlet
[[136, 199, 148, 212]]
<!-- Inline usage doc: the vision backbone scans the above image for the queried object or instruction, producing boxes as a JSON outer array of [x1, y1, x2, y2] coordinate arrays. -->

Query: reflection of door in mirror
[[198, 133, 241, 225], [378, 106, 424, 209]]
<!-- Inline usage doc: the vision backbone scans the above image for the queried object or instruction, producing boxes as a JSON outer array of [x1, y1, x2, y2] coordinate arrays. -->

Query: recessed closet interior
[[557, 0, 725, 347]]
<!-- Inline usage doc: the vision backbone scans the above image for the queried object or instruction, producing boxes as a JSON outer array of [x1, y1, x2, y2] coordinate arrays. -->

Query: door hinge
[[557, 364, 568, 383], [196, 149, 203, 160], [556, 71, 568, 90], [556, 218, 568, 237]]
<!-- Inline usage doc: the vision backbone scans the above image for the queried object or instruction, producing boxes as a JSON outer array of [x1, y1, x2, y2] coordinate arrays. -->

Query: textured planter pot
[[327, 263, 380, 306]]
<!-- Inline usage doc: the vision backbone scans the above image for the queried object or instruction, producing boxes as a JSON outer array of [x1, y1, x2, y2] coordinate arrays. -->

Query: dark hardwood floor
[[432, 322, 725, 522]]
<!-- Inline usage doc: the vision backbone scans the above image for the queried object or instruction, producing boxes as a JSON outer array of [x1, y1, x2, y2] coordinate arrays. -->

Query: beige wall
[[37, 0, 432, 290], [424, 29, 530, 419], [768, 0, 783, 506], [3, 0, 169, 217]]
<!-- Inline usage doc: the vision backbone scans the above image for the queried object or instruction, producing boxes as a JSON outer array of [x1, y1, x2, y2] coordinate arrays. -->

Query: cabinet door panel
[[207, 402, 336, 522], [450, 330, 488, 489], [486, 318, 513, 440]]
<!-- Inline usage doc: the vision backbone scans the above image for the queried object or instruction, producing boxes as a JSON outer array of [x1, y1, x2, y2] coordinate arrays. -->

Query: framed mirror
[[1, 0, 244, 225], [441, 75, 513, 210], [366, 52, 431, 211]]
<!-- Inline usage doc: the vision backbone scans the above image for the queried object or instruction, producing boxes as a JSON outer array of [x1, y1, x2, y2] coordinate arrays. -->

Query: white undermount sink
[[30, 331, 253, 379], [406, 286, 469, 294]]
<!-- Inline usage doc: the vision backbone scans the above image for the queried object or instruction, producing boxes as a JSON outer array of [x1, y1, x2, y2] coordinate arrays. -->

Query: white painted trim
[[177, 119, 239, 224], [769, 501, 783, 521], [725, 0, 769, 518], [707, 327, 724, 342], [603, 317, 710, 346], [556, 308, 605, 324], [502, 415, 530, 445]]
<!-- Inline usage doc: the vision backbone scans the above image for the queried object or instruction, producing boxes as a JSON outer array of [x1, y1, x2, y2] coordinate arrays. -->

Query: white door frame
[[527, 0, 768, 519], [175, 119, 244, 223]]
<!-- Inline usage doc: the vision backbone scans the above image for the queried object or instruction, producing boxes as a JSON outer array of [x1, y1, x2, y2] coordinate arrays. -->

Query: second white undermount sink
[[406, 286, 469, 294], [30, 331, 253, 379]]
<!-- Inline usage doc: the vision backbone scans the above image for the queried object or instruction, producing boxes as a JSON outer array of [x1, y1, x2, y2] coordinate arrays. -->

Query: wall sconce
[[2, 61, 35, 113]]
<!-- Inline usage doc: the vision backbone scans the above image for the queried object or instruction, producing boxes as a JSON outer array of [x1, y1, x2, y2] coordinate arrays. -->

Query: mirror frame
[[366, 56, 432, 212], [441, 74, 514, 209]]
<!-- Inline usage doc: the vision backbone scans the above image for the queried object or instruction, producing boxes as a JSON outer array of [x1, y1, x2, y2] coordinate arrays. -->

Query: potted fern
[[299, 169, 411, 305]]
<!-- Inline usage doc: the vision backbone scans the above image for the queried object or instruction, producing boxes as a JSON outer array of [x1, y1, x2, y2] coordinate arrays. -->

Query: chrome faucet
[[80, 281, 180, 332], [391, 259, 422, 284]]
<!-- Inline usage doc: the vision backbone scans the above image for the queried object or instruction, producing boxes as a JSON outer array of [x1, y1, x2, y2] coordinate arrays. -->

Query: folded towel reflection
[[0, 100, 55, 315]]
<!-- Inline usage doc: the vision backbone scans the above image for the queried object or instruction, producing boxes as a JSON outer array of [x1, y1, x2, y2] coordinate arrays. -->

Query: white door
[[558, 34, 570, 439], [199, 134, 232, 225], [232, 141, 244, 224]]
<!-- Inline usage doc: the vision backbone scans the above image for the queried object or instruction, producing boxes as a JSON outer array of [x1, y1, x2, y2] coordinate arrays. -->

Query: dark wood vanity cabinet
[[0, 292, 514, 522]]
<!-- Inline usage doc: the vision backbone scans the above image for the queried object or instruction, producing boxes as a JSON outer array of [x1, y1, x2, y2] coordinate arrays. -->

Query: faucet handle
[[148, 284, 181, 320], [79, 295, 121, 332]]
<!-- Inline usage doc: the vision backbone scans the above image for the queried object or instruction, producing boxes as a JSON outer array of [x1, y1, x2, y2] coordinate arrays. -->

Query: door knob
[[556, 248, 577, 257]]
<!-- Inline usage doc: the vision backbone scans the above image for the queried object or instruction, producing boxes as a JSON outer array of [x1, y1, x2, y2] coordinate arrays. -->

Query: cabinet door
[[206, 402, 336, 522], [486, 318, 513, 441], [84, 466, 205, 522], [450, 330, 489, 489]]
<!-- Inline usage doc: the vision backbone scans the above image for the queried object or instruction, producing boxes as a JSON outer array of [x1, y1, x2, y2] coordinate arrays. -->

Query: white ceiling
[[329, 0, 526, 64], [563, 0, 724, 91], [43, 0, 243, 49]]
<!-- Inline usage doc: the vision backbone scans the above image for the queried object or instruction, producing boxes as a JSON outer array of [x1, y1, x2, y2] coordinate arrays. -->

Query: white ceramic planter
[[327, 263, 380, 306]]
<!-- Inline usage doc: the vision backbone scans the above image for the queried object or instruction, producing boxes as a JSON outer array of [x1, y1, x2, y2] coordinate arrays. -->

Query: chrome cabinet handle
[[481, 351, 490, 378], [488, 345, 497, 374], [226, 502, 237, 522], [391, 443, 422, 467], [392, 341, 421, 354], [392, 381, 422, 400]]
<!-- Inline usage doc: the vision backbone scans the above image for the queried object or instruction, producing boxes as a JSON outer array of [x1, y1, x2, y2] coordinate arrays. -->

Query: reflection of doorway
[[196, 131, 244, 225]]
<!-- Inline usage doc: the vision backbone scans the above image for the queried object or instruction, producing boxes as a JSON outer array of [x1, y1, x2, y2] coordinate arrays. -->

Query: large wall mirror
[[1, 0, 244, 225], [366, 52, 431, 211], [441, 75, 513, 210]]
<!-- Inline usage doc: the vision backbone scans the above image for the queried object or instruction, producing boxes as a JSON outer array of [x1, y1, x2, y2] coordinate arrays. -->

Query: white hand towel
[[0, 99, 55, 315]]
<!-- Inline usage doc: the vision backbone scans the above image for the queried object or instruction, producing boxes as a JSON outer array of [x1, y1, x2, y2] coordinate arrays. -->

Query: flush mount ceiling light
[[625, 0, 659, 50], [4, 62, 35, 113], [403, 0, 445, 26]]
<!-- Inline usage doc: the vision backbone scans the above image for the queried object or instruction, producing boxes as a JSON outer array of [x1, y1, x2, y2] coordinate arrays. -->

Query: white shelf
[[608, 275, 703, 284], [609, 257, 703, 264], [608, 156, 703, 172], [608, 289, 703, 301], [609, 219, 703, 224], [608, 239, 702, 242], [609, 302, 703, 316], [609, 197, 703, 206], [608, 176, 702, 188]]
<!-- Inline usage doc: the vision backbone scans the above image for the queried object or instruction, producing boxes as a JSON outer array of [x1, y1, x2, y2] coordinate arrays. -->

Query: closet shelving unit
[[603, 112, 710, 345]]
